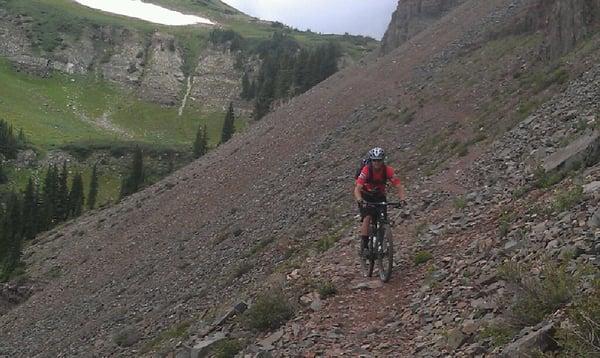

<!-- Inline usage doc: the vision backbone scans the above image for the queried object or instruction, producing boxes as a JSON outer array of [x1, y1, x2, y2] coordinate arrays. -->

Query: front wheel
[[360, 237, 375, 278], [377, 224, 394, 282]]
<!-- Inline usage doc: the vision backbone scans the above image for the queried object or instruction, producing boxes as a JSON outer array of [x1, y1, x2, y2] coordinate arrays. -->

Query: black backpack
[[354, 158, 387, 184]]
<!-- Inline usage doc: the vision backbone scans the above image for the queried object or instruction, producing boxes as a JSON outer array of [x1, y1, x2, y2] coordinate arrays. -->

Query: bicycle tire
[[377, 224, 394, 282], [360, 237, 375, 277]]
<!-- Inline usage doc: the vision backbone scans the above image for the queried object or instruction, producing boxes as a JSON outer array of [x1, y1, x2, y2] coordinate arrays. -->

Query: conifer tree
[[2, 192, 23, 276], [221, 103, 235, 143], [42, 165, 59, 229], [241, 72, 252, 100], [120, 147, 144, 199], [193, 124, 208, 158], [56, 162, 69, 221], [0, 161, 7, 184], [69, 173, 84, 217], [0, 120, 18, 159], [22, 177, 38, 241], [87, 163, 99, 210]]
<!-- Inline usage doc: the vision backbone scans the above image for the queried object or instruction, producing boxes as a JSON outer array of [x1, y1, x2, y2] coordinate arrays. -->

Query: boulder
[[588, 208, 600, 229], [542, 131, 600, 173], [583, 181, 600, 194], [502, 323, 556, 357], [445, 328, 467, 350]]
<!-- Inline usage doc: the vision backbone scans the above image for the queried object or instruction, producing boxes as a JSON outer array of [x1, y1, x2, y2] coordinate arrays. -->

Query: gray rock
[[258, 329, 284, 350], [502, 323, 556, 357], [588, 208, 600, 229], [309, 297, 323, 312], [445, 328, 467, 350], [212, 301, 248, 326], [112, 326, 141, 348], [542, 131, 600, 173], [583, 181, 600, 194], [191, 331, 227, 358], [352, 281, 383, 290]]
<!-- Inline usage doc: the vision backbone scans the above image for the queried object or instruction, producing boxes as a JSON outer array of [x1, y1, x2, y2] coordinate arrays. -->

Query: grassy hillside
[[0, 57, 243, 205], [0, 59, 240, 149]]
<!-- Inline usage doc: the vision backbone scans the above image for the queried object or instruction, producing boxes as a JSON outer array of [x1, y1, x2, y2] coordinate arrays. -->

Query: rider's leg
[[360, 215, 371, 250]]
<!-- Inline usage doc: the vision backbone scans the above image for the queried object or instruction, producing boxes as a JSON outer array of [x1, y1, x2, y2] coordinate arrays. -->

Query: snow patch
[[73, 0, 215, 26]]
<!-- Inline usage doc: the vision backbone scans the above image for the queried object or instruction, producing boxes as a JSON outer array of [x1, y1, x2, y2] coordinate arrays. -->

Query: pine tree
[[293, 48, 311, 94], [56, 161, 69, 221], [120, 147, 144, 199], [42, 165, 59, 229], [241, 72, 252, 100], [0, 161, 7, 184], [2, 192, 23, 276], [193, 124, 208, 158], [17, 128, 26, 146], [22, 177, 38, 241], [0, 120, 18, 159], [69, 172, 84, 217], [87, 163, 99, 210], [221, 103, 235, 143]]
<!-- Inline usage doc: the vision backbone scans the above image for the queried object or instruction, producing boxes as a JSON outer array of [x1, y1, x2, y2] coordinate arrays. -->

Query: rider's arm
[[387, 167, 406, 201], [394, 181, 406, 201], [354, 184, 364, 202], [355, 166, 369, 202]]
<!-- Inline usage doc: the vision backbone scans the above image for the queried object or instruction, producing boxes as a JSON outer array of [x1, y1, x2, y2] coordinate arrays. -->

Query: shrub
[[212, 338, 243, 358], [553, 283, 600, 357], [413, 250, 433, 265], [479, 322, 518, 347], [242, 291, 293, 331], [232, 262, 253, 278], [512, 186, 530, 199], [453, 196, 467, 210], [533, 166, 563, 189], [498, 210, 515, 238], [505, 262, 574, 329], [315, 230, 342, 253], [141, 321, 190, 353], [317, 281, 337, 299], [552, 186, 583, 213]]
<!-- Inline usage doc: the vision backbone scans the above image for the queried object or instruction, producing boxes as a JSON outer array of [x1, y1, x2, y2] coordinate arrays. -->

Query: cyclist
[[354, 147, 406, 256]]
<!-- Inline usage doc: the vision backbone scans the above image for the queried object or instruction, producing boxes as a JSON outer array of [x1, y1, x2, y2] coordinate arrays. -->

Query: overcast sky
[[221, 0, 398, 39]]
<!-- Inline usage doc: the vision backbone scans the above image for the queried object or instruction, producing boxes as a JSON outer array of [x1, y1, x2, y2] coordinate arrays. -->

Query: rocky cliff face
[[380, 0, 467, 55], [381, 0, 600, 58], [530, 0, 600, 58], [0, 10, 241, 109]]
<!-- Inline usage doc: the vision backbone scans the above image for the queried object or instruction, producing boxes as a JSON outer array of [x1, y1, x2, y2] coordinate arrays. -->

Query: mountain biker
[[354, 147, 406, 256]]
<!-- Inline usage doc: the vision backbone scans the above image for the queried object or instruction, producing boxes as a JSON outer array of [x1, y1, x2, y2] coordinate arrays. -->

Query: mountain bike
[[359, 201, 403, 282]]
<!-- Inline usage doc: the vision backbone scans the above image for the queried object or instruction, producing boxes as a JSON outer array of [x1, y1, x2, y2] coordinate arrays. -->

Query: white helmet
[[368, 147, 385, 161]]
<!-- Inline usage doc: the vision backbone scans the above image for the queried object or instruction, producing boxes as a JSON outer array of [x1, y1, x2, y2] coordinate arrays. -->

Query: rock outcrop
[[531, 0, 600, 58], [139, 32, 185, 106], [380, 0, 467, 55], [0, 8, 241, 108], [190, 47, 242, 111]]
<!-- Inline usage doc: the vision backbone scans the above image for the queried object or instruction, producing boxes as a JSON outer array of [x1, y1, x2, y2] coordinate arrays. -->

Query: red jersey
[[356, 165, 401, 194]]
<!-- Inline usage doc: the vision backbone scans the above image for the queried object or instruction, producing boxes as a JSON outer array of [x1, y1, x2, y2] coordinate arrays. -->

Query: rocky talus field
[[2, 0, 600, 357]]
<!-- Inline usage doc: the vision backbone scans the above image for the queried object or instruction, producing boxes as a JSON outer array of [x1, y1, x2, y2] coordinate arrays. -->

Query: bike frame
[[364, 202, 399, 258]]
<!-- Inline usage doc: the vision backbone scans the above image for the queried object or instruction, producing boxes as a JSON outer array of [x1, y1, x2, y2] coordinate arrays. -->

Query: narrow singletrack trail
[[274, 215, 432, 357]]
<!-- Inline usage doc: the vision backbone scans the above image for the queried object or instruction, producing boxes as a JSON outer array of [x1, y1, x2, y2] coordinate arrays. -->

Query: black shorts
[[358, 193, 387, 220]]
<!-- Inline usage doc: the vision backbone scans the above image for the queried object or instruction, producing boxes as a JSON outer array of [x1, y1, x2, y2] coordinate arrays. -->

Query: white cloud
[[222, 0, 397, 39]]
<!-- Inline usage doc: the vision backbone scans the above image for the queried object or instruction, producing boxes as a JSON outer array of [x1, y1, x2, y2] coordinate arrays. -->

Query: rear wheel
[[377, 224, 394, 282]]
